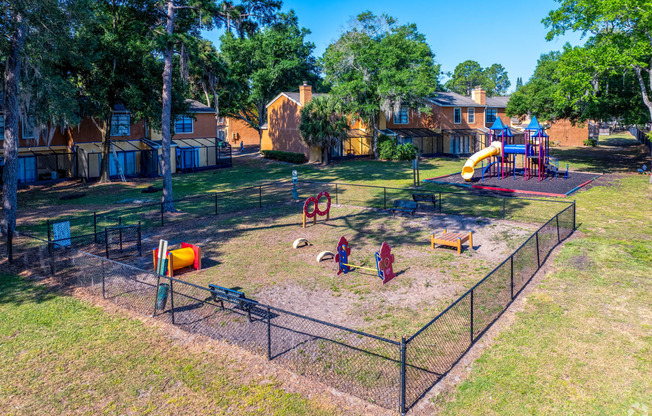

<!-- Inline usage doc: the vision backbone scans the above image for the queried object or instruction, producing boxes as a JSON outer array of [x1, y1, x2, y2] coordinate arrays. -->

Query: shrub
[[378, 136, 396, 160], [395, 143, 418, 160], [583, 137, 598, 147], [261, 150, 307, 164]]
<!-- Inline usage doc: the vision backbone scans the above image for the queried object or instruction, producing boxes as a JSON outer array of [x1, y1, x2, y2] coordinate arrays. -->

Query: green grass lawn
[[0, 272, 337, 416], [437, 174, 652, 415], [5, 137, 651, 415]]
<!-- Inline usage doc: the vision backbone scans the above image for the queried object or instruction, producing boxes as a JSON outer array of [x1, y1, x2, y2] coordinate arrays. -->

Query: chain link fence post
[[470, 289, 474, 344], [399, 336, 406, 415], [169, 278, 175, 324], [535, 232, 541, 269], [510, 255, 514, 300], [267, 306, 272, 360], [101, 259, 106, 299], [383, 187, 387, 210], [160, 202, 164, 226]]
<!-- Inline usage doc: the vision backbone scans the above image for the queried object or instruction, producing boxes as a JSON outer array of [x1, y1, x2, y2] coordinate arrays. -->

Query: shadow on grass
[[0, 272, 58, 306]]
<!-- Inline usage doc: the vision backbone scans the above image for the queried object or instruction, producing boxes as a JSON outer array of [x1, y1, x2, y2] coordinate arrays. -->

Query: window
[[218, 130, 226, 141], [468, 108, 475, 124], [453, 108, 462, 124], [0, 115, 4, 139], [217, 117, 225, 124], [174, 116, 193, 134], [22, 115, 35, 139], [486, 108, 497, 124], [110, 113, 131, 136], [393, 106, 409, 124], [397, 136, 413, 145]]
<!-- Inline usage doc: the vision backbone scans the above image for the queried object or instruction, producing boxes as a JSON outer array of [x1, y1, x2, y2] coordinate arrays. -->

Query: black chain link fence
[[7, 181, 577, 414]]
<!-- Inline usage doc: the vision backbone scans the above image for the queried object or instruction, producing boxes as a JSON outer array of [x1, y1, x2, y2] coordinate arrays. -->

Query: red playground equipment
[[302, 191, 331, 228], [335, 236, 396, 284], [462, 116, 565, 182]]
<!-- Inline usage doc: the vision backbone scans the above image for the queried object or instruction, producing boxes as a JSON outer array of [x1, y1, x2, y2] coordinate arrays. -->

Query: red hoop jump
[[302, 191, 331, 227]]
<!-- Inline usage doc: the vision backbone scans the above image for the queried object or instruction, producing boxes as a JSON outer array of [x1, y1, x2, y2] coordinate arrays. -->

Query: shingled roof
[[428, 91, 510, 108]]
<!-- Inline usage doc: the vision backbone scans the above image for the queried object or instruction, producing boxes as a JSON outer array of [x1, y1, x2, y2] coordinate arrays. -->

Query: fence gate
[[104, 225, 141, 259]]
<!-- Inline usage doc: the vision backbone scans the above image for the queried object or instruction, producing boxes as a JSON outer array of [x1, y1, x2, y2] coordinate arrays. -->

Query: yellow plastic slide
[[461, 141, 502, 181]]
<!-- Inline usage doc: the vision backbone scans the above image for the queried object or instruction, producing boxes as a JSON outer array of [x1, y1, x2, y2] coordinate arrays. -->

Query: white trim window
[[397, 136, 413, 145], [468, 107, 475, 124], [22, 115, 35, 139], [174, 116, 193, 134], [0, 115, 4, 140], [217, 116, 225, 124], [486, 108, 498, 124], [110, 113, 131, 136], [393, 106, 409, 124], [453, 108, 462, 124]]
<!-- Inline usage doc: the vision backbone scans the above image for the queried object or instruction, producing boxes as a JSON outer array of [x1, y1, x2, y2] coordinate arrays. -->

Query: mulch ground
[[425, 170, 600, 197]]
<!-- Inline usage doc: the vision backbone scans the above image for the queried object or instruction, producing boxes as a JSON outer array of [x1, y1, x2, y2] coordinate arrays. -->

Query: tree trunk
[[322, 145, 329, 165], [257, 105, 265, 150], [372, 115, 379, 159], [1, 13, 26, 241], [160, 1, 175, 212], [633, 66, 652, 183], [98, 117, 112, 183]]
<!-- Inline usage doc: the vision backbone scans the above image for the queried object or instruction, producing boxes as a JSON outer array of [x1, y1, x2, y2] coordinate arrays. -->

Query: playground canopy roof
[[525, 116, 549, 137], [380, 128, 440, 138], [489, 118, 514, 137]]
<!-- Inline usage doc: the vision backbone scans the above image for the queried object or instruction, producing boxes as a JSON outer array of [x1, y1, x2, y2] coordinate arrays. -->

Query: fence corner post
[[104, 228, 109, 259], [267, 306, 272, 360], [160, 202, 164, 226], [573, 199, 576, 230], [400, 336, 407, 415]]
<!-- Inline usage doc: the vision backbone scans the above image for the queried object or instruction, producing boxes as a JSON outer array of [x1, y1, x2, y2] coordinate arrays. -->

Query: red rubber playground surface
[[424, 170, 600, 197]]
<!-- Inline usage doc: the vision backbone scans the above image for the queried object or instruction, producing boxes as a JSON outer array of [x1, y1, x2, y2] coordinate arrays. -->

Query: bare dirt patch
[[119, 204, 535, 337]]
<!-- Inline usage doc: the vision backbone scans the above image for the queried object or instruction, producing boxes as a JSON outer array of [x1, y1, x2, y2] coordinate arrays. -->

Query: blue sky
[[203, 0, 584, 93]]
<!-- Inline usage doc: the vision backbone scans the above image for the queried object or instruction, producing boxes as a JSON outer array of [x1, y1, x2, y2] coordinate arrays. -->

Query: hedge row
[[261, 150, 307, 164]]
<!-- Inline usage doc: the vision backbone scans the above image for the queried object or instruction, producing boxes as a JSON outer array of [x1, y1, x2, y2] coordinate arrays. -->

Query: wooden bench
[[431, 229, 474, 255], [412, 193, 437, 208], [391, 199, 417, 215], [208, 284, 259, 321]]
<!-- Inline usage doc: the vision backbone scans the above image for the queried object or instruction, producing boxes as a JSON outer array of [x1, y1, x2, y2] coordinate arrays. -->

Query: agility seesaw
[[334, 236, 397, 284]]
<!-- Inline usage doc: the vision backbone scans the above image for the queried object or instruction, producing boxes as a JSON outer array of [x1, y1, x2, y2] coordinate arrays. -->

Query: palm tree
[[299, 96, 349, 165]]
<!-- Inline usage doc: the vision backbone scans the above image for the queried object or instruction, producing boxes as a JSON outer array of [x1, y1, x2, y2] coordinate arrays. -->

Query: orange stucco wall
[[261, 97, 309, 157], [227, 117, 260, 146], [171, 113, 216, 139], [547, 119, 588, 147]]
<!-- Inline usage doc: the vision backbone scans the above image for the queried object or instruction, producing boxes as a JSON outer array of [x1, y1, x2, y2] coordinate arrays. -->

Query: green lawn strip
[[17, 156, 463, 209], [439, 174, 652, 414], [0, 273, 336, 416]]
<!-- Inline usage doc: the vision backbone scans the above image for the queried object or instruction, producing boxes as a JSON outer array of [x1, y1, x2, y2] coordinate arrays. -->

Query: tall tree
[[299, 95, 349, 165], [157, 0, 280, 212], [321, 12, 439, 159], [484, 63, 511, 95], [506, 51, 576, 121], [446, 60, 510, 96], [0, 0, 83, 242], [219, 11, 318, 147], [75, 0, 163, 183], [445, 60, 485, 96], [544, 0, 652, 123]]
